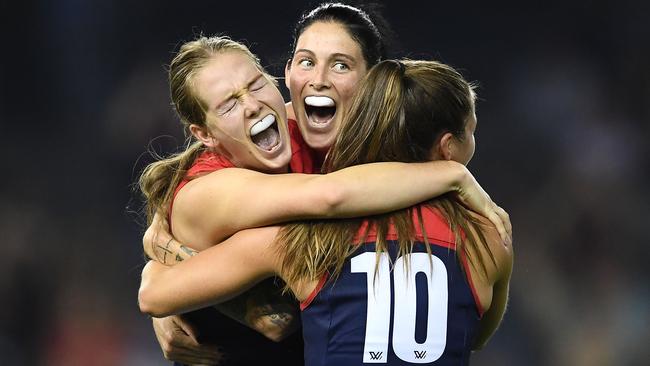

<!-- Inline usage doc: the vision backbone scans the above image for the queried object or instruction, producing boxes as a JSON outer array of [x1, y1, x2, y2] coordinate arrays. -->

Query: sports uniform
[[301, 206, 483, 366], [169, 119, 314, 366], [174, 119, 317, 197]]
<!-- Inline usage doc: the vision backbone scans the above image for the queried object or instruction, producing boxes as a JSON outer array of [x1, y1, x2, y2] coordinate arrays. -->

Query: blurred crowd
[[1, 1, 648, 365]]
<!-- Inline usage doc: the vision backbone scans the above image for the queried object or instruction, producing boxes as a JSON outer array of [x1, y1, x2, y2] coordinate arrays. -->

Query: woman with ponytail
[[140, 59, 513, 365], [140, 29, 511, 363]]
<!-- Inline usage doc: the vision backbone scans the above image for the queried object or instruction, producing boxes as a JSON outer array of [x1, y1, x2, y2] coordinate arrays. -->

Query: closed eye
[[250, 78, 268, 92], [217, 99, 237, 115]]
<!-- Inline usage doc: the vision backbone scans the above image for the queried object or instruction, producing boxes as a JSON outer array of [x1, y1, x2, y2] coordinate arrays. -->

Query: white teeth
[[250, 115, 276, 136], [305, 96, 335, 107]]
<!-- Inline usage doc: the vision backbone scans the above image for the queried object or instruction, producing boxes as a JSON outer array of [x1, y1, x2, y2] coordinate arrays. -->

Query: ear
[[189, 124, 219, 149], [438, 132, 455, 161], [284, 59, 292, 90]]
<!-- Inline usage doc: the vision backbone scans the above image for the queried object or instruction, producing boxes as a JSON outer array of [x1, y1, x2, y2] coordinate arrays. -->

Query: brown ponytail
[[278, 59, 495, 290]]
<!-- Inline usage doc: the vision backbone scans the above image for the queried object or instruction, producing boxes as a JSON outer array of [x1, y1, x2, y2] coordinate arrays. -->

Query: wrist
[[436, 160, 468, 193]]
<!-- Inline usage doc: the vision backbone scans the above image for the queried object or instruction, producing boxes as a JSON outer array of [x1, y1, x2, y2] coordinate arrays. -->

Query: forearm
[[174, 161, 470, 244], [148, 237, 198, 265], [318, 160, 469, 218], [139, 227, 280, 317]]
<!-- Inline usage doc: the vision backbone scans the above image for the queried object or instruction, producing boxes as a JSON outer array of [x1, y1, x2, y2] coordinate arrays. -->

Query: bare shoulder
[[171, 168, 265, 245]]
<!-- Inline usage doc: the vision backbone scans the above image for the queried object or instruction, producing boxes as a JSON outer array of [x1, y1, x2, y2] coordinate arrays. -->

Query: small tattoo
[[180, 245, 198, 257], [268, 312, 291, 327], [156, 244, 173, 264]]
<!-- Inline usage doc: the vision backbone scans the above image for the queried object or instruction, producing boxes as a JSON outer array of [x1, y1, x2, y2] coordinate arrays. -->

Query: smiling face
[[191, 51, 291, 173], [285, 21, 368, 153]]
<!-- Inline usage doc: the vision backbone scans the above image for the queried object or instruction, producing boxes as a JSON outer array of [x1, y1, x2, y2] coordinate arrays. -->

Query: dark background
[[1, 0, 648, 365]]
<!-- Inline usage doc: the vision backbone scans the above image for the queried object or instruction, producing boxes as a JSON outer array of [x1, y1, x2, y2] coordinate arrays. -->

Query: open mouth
[[304, 96, 336, 125], [250, 114, 280, 151]]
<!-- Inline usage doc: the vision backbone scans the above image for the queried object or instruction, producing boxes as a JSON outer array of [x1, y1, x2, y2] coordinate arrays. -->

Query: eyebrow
[[214, 73, 264, 110], [293, 49, 357, 64]]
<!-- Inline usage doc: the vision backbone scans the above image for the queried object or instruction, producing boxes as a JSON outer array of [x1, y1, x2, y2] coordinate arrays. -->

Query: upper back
[[300, 205, 484, 366]]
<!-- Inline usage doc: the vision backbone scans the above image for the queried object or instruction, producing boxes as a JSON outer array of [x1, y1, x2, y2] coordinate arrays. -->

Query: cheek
[[288, 70, 308, 91], [212, 116, 243, 139], [260, 89, 284, 108], [336, 74, 363, 102], [466, 136, 476, 163]]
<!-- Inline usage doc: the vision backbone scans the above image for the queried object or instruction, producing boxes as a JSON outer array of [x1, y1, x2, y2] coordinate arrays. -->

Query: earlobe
[[190, 124, 217, 148]]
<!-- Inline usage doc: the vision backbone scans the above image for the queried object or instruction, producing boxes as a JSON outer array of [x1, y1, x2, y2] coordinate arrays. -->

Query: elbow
[[317, 182, 347, 218], [138, 283, 171, 318]]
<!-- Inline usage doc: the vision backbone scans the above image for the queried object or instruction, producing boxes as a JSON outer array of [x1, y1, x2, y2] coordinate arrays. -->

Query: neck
[[313, 147, 328, 172]]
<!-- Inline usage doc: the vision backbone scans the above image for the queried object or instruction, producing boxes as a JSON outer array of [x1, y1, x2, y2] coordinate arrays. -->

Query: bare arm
[[143, 216, 299, 342], [173, 160, 510, 248], [473, 237, 514, 349], [139, 226, 282, 318]]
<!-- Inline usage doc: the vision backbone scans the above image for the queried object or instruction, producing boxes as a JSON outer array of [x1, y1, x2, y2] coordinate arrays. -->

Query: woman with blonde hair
[[140, 32, 509, 364], [140, 59, 514, 365]]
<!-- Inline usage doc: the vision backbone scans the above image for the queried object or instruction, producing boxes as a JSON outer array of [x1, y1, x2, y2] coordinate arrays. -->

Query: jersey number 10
[[351, 252, 448, 364]]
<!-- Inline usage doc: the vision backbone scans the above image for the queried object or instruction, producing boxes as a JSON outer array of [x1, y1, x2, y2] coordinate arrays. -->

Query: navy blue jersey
[[301, 207, 482, 366]]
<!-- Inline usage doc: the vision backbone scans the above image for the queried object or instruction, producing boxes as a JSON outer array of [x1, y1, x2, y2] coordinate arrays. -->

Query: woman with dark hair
[[140, 59, 514, 365], [141, 3, 510, 365], [284, 2, 391, 159]]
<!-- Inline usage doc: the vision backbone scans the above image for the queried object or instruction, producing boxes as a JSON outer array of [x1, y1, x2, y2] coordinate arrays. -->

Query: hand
[[143, 213, 196, 265], [152, 315, 223, 365], [455, 171, 512, 245]]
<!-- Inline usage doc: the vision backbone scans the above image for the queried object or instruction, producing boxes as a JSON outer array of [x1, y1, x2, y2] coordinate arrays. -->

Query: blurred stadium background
[[1, 0, 648, 364]]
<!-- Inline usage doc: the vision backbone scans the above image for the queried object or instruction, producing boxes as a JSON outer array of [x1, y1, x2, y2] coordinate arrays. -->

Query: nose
[[309, 64, 331, 90], [241, 93, 262, 118]]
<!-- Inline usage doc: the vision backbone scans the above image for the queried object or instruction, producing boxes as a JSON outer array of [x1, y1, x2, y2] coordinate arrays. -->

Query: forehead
[[295, 21, 364, 60], [193, 51, 260, 106]]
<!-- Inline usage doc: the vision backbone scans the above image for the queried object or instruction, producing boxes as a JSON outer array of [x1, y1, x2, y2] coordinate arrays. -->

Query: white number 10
[[351, 252, 448, 364]]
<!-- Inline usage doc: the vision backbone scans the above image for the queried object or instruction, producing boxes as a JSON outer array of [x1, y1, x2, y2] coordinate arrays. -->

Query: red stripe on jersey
[[300, 273, 329, 311], [352, 205, 484, 316], [353, 206, 456, 249]]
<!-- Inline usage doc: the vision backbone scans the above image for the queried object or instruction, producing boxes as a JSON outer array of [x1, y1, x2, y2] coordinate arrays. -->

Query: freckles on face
[[286, 21, 368, 151]]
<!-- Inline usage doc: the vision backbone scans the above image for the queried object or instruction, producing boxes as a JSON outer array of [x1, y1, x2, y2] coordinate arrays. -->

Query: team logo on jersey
[[369, 351, 383, 360], [414, 350, 427, 359]]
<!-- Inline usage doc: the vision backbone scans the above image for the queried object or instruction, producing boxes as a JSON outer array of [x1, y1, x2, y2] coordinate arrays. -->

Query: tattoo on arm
[[266, 311, 292, 328], [178, 245, 198, 260], [155, 238, 174, 264], [155, 240, 198, 265], [214, 278, 299, 336]]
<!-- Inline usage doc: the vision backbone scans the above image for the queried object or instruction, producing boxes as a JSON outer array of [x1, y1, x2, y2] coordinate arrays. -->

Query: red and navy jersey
[[300, 206, 483, 366], [167, 119, 315, 366]]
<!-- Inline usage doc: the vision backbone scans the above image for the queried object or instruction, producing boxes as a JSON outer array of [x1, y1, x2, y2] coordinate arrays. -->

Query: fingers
[[495, 205, 512, 245], [153, 317, 223, 365], [175, 314, 201, 344], [487, 204, 511, 246]]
